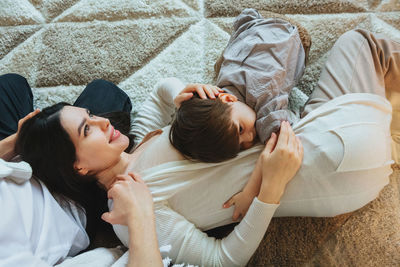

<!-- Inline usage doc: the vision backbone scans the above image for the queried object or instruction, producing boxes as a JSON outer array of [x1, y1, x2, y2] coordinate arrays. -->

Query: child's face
[[228, 100, 257, 150]]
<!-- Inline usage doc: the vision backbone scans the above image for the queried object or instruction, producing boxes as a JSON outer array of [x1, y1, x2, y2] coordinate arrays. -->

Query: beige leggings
[[301, 29, 400, 162]]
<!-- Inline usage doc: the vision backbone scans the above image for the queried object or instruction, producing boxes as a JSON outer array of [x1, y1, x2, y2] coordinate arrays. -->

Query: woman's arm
[[224, 121, 302, 219], [102, 173, 162, 267], [131, 78, 222, 146], [131, 78, 185, 145], [151, 122, 303, 266], [223, 153, 263, 220], [154, 197, 278, 266]]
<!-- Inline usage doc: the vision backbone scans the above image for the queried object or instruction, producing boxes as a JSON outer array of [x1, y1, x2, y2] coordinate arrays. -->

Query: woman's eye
[[84, 125, 90, 136], [87, 109, 93, 118]]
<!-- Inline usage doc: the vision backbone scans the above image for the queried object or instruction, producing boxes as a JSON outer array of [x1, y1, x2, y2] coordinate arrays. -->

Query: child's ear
[[218, 93, 238, 103]]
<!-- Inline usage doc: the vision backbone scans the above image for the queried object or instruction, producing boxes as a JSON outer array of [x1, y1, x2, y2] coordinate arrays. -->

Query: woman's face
[[60, 106, 129, 175]]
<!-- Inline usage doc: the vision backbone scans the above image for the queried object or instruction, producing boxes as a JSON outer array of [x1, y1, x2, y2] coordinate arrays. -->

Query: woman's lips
[[109, 126, 121, 143]]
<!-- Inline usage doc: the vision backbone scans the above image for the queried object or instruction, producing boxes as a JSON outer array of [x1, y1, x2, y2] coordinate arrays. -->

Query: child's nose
[[246, 131, 254, 142]]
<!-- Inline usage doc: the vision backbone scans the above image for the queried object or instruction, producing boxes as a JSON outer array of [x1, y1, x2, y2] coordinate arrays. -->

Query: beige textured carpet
[[1, 0, 400, 266]]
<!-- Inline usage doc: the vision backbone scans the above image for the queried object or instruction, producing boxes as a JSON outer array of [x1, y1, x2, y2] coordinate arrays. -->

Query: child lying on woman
[[170, 8, 306, 163], [169, 8, 399, 221], [170, 8, 306, 219]]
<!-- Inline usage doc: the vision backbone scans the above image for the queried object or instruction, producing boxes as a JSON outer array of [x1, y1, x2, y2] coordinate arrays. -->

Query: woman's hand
[[174, 83, 223, 108], [258, 121, 303, 204], [101, 172, 154, 227]]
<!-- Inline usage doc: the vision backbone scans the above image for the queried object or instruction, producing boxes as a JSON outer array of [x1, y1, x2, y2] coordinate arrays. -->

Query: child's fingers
[[223, 197, 235, 209], [232, 210, 241, 221]]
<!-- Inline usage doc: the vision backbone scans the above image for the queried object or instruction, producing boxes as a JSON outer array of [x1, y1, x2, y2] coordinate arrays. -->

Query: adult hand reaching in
[[17, 109, 40, 136], [0, 109, 40, 160], [174, 83, 223, 108]]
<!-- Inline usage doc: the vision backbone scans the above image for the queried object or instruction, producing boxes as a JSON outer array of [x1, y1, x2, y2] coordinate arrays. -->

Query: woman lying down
[[8, 9, 400, 267]]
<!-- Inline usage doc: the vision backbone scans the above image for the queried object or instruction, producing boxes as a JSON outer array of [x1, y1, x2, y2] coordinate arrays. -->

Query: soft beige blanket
[[1, 0, 399, 266]]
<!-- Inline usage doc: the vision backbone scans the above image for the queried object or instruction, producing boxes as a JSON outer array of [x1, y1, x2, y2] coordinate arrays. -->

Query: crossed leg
[[0, 74, 132, 140], [301, 29, 400, 161]]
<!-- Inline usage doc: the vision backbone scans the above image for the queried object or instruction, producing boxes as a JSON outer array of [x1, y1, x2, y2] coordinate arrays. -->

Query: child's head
[[169, 93, 257, 163]]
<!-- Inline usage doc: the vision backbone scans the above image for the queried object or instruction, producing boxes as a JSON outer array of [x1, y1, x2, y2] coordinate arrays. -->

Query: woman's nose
[[101, 118, 110, 131], [92, 117, 110, 131]]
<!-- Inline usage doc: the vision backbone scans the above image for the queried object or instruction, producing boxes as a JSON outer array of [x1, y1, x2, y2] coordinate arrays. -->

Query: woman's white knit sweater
[[112, 77, 392, 266]]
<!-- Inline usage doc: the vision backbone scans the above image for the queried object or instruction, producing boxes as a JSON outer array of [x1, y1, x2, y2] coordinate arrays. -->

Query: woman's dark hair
[[15, 102, 135, 242], [169, 95, 240, 163]]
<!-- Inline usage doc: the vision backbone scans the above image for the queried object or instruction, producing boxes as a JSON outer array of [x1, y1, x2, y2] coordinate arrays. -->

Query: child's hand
[[223, 191, 255, 221], [174, 83, 224, 108]]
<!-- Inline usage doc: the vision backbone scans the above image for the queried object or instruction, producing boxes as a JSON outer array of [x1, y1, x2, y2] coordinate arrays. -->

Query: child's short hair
[[169, 95, 240, 163]]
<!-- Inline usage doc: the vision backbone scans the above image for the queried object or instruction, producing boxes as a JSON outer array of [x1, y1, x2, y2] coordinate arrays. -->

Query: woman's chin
[[119, 134, 130, 150]]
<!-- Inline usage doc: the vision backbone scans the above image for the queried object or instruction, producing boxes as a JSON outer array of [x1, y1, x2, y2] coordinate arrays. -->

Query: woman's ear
[[74, 162, 89, 175], [218, 93, 238, 103]]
